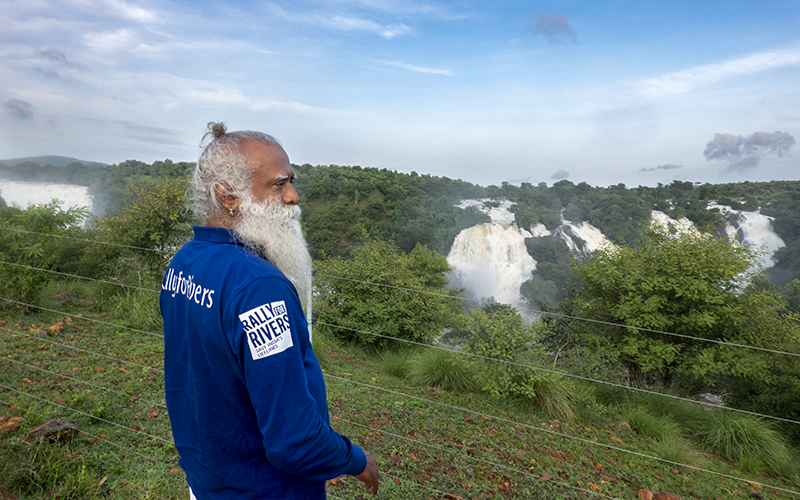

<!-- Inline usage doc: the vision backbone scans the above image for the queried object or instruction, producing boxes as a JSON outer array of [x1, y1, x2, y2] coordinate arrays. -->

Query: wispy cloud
[[376, 59, 453, 75], [264, 4, 413, 39], [328, 15, 412, 38], [102, 0, 156, 23], [83, 29, 138, 54], [630, 47, 800, 100], [640, 163, 683, 172]]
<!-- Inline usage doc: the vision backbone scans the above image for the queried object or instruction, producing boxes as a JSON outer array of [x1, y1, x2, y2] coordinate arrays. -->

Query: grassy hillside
[[1, 282, 798, 499]]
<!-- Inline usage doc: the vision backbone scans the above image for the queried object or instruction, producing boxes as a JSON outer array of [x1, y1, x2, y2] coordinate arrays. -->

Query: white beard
[[234, 195, 313, 305]]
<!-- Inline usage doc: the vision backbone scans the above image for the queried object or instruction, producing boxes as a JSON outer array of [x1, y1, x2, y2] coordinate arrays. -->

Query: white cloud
[[83, 29, 137, 53], [629, 47, 800, 100], [264, 3, 413, 39], [105, 0, 156, 22], [376, 59, 453, 75]]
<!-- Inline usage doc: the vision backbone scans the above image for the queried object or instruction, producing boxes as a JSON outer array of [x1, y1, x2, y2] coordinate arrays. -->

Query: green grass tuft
[[113, 291, 162, 330], [406, 348, 478, 393], [695, 410, 797, 477], [624, 407, 683, 442], [380, 349, 415, 379], [651, 437, 706, 468]]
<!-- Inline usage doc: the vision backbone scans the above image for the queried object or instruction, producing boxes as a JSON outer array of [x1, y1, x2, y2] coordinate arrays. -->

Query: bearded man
[[160, 123, 379, 500]]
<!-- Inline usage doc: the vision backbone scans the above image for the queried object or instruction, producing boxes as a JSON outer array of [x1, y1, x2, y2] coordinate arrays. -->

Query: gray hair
[[191, 122, 282, 220]]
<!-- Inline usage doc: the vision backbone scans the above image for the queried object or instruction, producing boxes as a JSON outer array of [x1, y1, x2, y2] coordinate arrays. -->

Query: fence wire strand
[[331, 414, 618, 500], [0, 382, 168, 444], [1, 356, 167, 409], [325, 374, 800, 498], [319, 321, 800, 426], [316, 272, 800, 358], [0, 297, 164, 338], [0, 226, 169, 253], [0, 325, 164, 374], [0, 389, 174, 468]]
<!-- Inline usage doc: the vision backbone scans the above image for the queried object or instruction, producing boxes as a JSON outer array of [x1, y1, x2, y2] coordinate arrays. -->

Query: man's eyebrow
[[270, 173, 293, 183]]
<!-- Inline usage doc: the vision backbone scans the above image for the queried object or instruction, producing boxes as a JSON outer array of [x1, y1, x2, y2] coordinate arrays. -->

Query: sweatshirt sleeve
[[228, 276, 367, 481]]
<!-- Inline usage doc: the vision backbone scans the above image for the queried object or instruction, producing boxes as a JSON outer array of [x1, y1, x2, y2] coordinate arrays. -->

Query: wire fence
[[2, 227, 799, 498]]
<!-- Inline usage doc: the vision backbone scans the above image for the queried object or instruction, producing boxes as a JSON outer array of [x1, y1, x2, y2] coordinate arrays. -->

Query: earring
[[229, 208, 235, 217]]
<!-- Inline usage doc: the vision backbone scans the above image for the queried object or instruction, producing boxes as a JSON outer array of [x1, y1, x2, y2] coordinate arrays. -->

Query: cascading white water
[[449, 199, 787, 308], [554, 219, 612, 256], [448, 199, 535, 307], [0, 180, 93, 213], [710, 203, 786, 273], [650, 210, 695, 233], [652, 207, 785, 274]]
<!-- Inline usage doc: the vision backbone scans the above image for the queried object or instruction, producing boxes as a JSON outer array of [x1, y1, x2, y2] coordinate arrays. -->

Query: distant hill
[[0, 156, 108, 168]]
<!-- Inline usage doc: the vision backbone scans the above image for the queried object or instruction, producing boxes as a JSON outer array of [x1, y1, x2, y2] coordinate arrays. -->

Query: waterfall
[[554, 219, 612, 256], [0, 180, 93, 213], [447, 200, 535, 307], [710, 203, 786, 273], [447, 199, 786, 308]]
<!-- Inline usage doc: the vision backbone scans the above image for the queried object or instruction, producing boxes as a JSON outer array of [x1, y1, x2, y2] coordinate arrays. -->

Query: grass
[[624, 407, 683, 442], [695, 410, 798, 477], [1, 284, 800, 499], [406, 348, 479, 392]]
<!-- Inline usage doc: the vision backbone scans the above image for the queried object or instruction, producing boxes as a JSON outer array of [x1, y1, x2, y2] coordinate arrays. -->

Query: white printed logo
[[238, 301, 293, 360]]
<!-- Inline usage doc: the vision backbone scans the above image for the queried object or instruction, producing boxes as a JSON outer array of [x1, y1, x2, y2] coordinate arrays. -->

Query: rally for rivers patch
[[238, 301, 293, 360]]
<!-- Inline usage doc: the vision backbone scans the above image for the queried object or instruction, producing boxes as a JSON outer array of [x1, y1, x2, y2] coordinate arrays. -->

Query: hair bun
[[200, 122, 227, 146], [209, 122, 226, 138]]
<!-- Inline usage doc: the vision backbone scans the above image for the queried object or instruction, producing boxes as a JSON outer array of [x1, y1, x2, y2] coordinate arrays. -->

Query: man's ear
[[214, 183, 242, 212]]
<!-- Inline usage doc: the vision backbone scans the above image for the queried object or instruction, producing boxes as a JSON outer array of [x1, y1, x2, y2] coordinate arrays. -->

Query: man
[[160, 123, 379, 499]]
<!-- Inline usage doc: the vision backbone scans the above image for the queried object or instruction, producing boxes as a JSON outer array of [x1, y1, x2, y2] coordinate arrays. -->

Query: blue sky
[[2, 0, 799, 188]]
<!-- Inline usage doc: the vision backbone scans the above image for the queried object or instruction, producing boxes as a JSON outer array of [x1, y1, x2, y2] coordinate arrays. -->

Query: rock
[[24, 420, 79, 444], [637, 489, 654, 500], [619, 421, 632, 430], [0, 416, 23, 435]]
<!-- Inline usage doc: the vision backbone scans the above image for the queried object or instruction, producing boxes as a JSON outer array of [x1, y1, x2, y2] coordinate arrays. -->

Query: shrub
[[651, 437, 705, 467], [635, 391, 711, 435], [695, 410, 796, 476], [406, 348, 478, 393], [380, 349, 415, 379], [466, 308, 575, 420], [311, 328, 336, 369], [624, 407, 683, 442], [113, 291, 162, 330]]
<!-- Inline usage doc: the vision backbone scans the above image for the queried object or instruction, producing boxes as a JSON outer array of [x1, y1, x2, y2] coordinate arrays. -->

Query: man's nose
[[284, 184, 300, 205]]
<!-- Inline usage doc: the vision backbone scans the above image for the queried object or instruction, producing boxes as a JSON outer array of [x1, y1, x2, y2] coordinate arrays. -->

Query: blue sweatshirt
[[161, 226, 366, 500]]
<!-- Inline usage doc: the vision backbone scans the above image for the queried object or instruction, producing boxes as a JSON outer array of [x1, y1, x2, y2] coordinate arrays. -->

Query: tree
[[94, 177, 194, 271], [0, 200, 88, 306], [465, 307, 574, 419], [560, 224, 800, 389], [314, 240, 466, 347]]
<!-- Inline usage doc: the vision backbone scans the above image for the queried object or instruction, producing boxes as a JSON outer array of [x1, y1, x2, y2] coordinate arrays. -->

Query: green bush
[[466, 308, 574, 420], [113, 290, 162, 330], [695, 410, 796, 476], [406, 348, 478, 392], [311, 327, 337, 369], [624, 407, 683, 442], [651, 438, 705, 467], [380, 349, 414, 379]]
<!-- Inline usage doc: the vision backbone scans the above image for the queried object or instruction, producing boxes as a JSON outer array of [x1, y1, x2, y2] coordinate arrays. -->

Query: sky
[[2, 0, 799, 188]]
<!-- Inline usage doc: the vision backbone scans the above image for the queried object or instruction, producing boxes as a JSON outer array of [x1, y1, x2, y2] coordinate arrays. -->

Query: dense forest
[[2, 155, 800, 451], [3, 156, 798, 286]]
